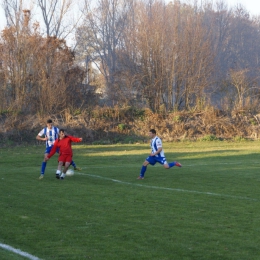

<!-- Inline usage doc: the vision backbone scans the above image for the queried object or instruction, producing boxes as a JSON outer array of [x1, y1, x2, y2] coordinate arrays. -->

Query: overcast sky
[[0, 0, 260, 31], [226, 0, 260, 15]]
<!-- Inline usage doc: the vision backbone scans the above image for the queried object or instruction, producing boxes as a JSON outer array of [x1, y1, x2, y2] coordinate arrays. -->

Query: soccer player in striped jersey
[[137, 129, 182, 179], [36, 119, 81, 179]]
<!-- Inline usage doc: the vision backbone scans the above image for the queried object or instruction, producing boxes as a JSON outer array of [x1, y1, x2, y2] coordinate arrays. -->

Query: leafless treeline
[[1, 0, 260, 116]]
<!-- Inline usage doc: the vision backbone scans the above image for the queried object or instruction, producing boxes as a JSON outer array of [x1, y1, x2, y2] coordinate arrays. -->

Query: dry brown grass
[[0, 106, 260, 145]]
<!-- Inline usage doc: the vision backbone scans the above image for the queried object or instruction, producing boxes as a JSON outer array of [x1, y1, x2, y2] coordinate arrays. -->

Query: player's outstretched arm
[[69, 136, 83, 143]]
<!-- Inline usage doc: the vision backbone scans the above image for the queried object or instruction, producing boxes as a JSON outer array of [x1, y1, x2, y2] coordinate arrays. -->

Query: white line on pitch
[[75, 161, 260, 169], [77, 172, 258, 201], [0, 243, 41, 260]]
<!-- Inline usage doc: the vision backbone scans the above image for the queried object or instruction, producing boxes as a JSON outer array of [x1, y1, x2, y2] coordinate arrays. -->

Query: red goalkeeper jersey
[[48, 135, 81, 159]]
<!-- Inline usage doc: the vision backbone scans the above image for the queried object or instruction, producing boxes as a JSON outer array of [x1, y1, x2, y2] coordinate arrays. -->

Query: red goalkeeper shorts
[[58, 154, 72, 163]]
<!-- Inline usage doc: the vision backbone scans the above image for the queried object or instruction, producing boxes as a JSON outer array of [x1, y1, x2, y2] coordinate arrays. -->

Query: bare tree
[[77, 0, 130, 102], [121, 0, 213, 112], [1, 0, 35, 30], [202, 1, 260, 110], [0, 9, 86, 115], [36, 0, 82, 43]]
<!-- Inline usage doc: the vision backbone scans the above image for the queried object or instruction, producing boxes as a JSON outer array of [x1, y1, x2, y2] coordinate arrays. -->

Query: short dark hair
[[47, 119, 53, 124], [59, 129, 65, 133], [149, 129, 156, 134]]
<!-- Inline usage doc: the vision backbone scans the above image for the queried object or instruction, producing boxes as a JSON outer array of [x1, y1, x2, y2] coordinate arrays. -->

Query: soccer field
[[1, 141, 260, 260]]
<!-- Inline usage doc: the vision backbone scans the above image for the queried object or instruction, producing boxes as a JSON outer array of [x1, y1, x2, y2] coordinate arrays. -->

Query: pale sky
[[226, 0, 260, 15], [0, 0, 260, 31]]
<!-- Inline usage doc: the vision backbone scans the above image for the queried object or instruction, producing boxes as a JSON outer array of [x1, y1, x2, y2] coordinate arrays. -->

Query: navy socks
[[140, 165, 147, 177], [41, 161, 47, 174]]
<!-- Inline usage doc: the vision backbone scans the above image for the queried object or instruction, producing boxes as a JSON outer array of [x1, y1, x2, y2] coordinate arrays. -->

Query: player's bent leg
[[56, 161, 64, 179], [60, 162, 71, 180], [137, 160, 150, 179], [164, 162, 182, 169], [56, 170, 61, 179], [39, 161, 47, 179], [71, 160, 81, 171], [39, 152, 50, 179], [175, 162, 182, 167]]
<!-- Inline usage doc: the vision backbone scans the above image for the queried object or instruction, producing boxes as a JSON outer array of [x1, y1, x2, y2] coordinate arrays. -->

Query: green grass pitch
[[1, 141, 260, 259]]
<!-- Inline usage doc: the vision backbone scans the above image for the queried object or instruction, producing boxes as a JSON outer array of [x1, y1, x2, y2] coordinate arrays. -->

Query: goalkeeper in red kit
[[45, 129, 83, 179]]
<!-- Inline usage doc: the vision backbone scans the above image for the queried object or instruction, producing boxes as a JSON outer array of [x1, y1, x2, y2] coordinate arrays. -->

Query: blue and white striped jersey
[[38, 126, 59, 148], [150, 136, 165, 158]]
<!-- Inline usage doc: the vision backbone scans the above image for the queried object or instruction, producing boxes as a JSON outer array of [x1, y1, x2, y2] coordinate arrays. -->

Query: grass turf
[[1, 141, 260, 259]]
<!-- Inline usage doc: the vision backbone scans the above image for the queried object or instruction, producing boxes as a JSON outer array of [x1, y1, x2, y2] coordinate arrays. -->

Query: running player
[[137, 129, 182, 179]]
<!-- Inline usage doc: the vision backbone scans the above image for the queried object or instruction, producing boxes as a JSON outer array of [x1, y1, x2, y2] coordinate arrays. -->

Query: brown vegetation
[[1, 1, 260, 145], [0, 107, 259, 146]]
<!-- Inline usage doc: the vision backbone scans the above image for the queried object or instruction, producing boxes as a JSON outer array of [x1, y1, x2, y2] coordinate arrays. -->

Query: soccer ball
[[66, 169, 74, 176]]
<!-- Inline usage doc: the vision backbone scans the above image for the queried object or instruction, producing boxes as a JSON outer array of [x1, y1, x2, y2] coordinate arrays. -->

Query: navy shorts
[[146, 156, 167, 165], [45, 146, 59, 154]]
